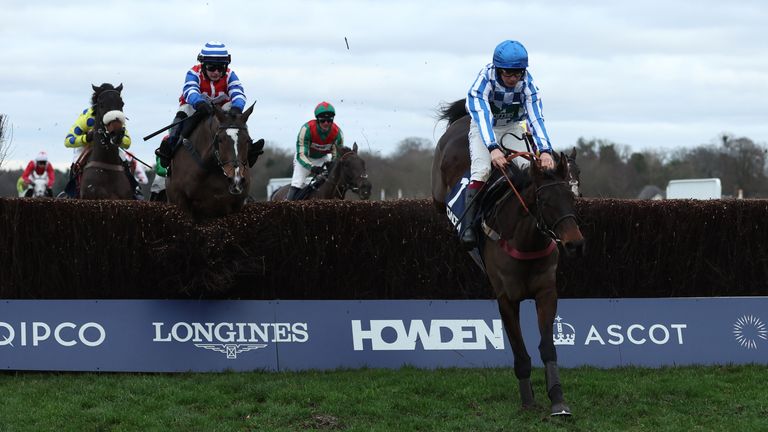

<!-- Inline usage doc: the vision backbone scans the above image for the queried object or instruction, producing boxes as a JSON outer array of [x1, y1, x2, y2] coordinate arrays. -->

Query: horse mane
[[438, 99, 469, 125]]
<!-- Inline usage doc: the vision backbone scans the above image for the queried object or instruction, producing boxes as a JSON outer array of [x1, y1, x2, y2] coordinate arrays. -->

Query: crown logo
[[553, 316, 576, 346]]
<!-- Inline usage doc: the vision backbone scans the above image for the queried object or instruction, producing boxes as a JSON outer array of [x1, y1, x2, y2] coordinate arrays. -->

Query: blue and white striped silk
[[466, 64, 552, 154]]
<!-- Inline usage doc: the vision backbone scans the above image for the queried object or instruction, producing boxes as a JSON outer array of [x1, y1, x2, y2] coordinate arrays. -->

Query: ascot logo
[[733, 315, 767, 350], [153, 321, 309, 359], [553, 316, 576, 346]]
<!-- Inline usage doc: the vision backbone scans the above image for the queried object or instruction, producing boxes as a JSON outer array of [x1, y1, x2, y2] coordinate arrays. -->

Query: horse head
[[334, 142, 371, 200], [565, 147, 581, 198], [528, 154, 585, 257], [90, 83, 126, 150], [212, 104, 254, 195]]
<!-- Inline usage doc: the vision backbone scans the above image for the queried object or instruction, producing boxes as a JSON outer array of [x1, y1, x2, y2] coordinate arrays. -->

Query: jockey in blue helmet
[[154, 41, 249, 170], [461, 40, 556, 247]]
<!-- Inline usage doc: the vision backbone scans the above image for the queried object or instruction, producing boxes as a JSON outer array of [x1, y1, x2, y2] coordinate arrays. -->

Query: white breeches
[[468, 119, 529, 183], [291, 154, 332, 188]]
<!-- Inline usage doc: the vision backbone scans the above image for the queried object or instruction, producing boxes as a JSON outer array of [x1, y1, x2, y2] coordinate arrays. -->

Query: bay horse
[[432, 99, 585, 416], [165, 104, 257, 220], [271, 143, 372, 201], [80, 83, 133, 200]]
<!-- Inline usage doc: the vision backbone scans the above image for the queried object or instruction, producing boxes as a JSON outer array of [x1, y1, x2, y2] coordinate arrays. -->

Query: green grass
[[1, 365, 766, 431]]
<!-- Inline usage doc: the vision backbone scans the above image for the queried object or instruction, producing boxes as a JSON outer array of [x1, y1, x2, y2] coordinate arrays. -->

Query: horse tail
[[438, 99, 469, 125]]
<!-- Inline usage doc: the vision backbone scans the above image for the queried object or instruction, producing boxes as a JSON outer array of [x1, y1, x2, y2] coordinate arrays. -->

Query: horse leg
[[535, 288, 571, 416], [497, 295, 536, 408]]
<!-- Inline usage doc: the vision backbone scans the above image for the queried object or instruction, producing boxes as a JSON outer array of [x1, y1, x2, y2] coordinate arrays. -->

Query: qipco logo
[[0, 321, 106, 347]]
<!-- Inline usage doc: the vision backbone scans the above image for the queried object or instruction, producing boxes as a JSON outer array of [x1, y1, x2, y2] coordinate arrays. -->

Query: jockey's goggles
[[204, 63, 228, 72], [317, 116, 334, 124], [499, 68, 526, 78]]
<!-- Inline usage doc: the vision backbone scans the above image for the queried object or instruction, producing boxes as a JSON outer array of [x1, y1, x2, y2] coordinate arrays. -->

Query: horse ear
[[116, 83, 123, 93], [569, 147, 577, 160], [557, 152, 569, 178], [242, 103, 256, 122], [92, 84, 98, 92], [352, 142, 358, 153]]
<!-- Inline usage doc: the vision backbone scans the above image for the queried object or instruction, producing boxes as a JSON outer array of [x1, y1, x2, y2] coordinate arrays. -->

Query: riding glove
[[194, 100, 213, 115], [310, 166, 324, 175]]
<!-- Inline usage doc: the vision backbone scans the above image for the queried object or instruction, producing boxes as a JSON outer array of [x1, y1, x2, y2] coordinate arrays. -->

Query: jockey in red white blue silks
[[154, 41, 247, 169], [461, 40, 556, 247], [19, 151, 55, 196], [286, 102, 345, 200]]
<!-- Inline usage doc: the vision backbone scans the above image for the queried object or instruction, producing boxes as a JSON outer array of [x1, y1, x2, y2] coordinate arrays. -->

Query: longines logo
[[733, 315, 767, 350], [194, 343, 268, 359], [153, 321, 309, 359]]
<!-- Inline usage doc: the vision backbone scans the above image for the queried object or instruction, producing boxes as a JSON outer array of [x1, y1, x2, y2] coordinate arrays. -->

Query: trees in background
[[573, 134, 768, 198], [2, 133, 767, 199]]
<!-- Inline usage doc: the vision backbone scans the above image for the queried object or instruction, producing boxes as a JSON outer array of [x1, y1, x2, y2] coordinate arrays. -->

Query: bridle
[[212, 123, 249, 178], [493, 151, 577, 244], [182, 117, 249, 181], [330, 150, 370, 198], [93, 89, 125, 150]]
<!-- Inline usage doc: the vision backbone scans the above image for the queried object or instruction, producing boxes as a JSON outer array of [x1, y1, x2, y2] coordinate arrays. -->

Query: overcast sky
[[1, 0, 766, 169]]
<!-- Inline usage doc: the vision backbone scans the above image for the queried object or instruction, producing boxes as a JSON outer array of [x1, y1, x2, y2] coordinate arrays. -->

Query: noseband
[[212, 124, 249, 177], [533, 181, 578, 243]]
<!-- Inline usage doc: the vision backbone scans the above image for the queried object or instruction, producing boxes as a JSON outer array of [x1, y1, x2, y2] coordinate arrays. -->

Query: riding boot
[[460, 188, 480, 249], [248, 138, 265, 167], [155, 112, 187, 168], [286, 186, 301, 201]]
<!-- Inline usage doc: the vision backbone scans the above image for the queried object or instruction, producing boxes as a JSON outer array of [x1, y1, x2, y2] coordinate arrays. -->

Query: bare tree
[[0, 114, 11, 168]]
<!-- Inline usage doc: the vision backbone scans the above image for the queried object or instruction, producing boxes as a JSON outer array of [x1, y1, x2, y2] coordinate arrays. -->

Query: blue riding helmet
[[197, 41, 232, 64], [493, 40, 528, 69]]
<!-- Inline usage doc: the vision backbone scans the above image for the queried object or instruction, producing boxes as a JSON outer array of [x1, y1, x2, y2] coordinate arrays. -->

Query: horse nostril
[[564, 240, 586, 258]]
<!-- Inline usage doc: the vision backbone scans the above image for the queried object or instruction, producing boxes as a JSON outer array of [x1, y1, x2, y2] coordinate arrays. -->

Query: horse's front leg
[[535, 284, 571, 416], [497, 294, 536, 409]]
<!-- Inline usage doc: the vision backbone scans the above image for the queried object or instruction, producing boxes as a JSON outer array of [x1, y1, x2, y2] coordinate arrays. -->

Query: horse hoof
[[550, 403, 572, 417]]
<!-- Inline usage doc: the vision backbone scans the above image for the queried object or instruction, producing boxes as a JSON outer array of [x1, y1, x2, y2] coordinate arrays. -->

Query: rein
[[489, 152, 578, 249], [184, 116, 248, 179]]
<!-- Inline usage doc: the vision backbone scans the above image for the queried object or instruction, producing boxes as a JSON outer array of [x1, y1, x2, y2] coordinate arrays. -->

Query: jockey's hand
[[85, 129, 94, 143], [310, 166, 324, 175], [539, 152, 555, 170], [194, 100, 213, 115], [490, 148, 508, 170]]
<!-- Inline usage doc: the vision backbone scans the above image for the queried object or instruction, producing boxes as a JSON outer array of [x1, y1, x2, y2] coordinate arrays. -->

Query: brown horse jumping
[[80, 83, 133, 200], [271, 143, 372, 201], [432, 99, 585, 416], [166, 104, 257, 220]]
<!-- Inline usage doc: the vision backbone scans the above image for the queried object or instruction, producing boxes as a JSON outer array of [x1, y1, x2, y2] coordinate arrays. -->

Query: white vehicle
[[666, 178, 721, 200], [266, 177, 292, 200]]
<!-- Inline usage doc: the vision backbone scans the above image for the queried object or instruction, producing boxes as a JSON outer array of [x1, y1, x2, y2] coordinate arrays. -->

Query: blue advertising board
[[0, 298, 765, 372]]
